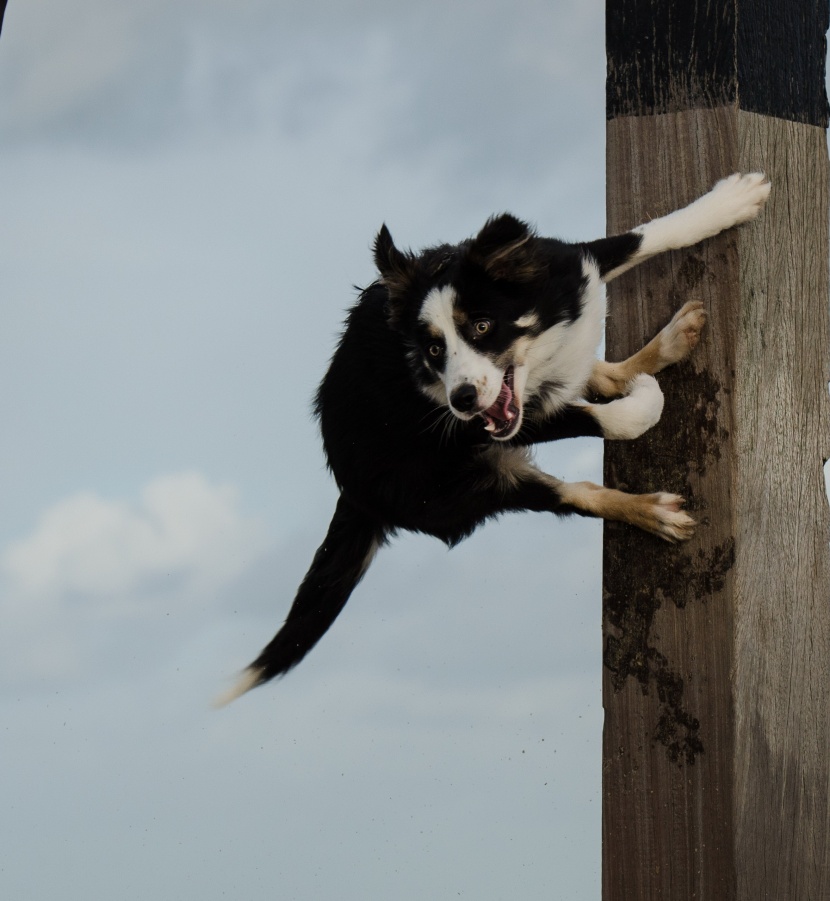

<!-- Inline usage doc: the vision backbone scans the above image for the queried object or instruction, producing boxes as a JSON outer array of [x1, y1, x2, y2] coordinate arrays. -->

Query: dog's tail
[[215, 496, 385, 706]]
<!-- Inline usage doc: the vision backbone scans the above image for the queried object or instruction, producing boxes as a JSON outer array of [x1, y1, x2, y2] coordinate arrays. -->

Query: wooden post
[[602, 2, 830, 899]]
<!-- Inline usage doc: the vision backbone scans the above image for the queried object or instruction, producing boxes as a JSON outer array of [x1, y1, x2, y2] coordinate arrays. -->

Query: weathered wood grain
[[601, 106, 830, 900], [733, 112, 830, 900]]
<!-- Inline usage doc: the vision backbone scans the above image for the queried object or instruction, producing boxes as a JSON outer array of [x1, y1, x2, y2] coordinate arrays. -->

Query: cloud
[[0, 472, 269, 684]]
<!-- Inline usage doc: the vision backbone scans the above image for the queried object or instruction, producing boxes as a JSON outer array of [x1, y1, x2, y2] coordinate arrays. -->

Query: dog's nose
[[450, 383, 478, 413]]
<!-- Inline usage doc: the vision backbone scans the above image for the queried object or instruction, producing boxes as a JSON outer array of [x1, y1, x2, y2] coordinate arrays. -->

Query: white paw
[[589, 373, 664, 439], [637, 173, 770, 257], [701, 172, 771, 230], [657, 300, 707, 367], [646, 493, 696, 542]]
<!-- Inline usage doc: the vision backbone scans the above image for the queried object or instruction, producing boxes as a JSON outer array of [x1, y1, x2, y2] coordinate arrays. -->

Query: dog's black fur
[[217, 174, 770, 702]]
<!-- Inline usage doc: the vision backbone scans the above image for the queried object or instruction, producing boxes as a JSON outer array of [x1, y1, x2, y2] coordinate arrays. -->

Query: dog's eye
[[427, 344, 442, 358], [473, 319, 492, 336]]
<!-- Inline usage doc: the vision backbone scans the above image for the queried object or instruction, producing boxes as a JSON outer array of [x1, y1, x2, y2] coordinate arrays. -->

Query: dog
[[217, 172, 770, 704]]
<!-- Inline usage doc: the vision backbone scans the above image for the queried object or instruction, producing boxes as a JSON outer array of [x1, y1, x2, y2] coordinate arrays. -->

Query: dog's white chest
[[523, 260, 606, 415]]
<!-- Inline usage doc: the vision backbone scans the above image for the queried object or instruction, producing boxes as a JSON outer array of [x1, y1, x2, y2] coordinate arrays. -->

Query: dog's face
[[413, 283, 530, 439], [374, 215, 589, 441]]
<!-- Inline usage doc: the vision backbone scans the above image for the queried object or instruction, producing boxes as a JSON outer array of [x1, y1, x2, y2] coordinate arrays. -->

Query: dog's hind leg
[[497, 460, 696, 542], [587, 300, 707, 398], [557, 480, 695, 542]]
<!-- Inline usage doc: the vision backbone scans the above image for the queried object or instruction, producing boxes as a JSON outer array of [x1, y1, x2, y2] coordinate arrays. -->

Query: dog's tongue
[[485, 380, 515, 423], [482, 369, 520, 436]]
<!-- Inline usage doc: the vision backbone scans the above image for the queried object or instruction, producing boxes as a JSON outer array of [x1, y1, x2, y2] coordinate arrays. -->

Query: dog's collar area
[[481, 366, 521, 439]]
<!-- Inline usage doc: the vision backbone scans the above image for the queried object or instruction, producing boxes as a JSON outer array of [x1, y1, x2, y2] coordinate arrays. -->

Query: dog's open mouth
[[481, 366, 521, 439]]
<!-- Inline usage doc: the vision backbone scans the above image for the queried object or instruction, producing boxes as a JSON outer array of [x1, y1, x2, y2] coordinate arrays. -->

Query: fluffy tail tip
[[212, 667, 263, 709]]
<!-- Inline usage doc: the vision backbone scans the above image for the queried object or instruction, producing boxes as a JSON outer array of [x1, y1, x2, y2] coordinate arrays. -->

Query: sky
[[1, 4, 826, 901]]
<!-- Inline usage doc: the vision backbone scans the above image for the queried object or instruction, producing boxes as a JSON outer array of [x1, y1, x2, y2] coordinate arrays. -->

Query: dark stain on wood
[[603, 535, 734, 764]]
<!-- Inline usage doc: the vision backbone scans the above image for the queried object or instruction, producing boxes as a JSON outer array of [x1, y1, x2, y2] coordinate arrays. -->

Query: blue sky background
[[2, 3, 827, 900]]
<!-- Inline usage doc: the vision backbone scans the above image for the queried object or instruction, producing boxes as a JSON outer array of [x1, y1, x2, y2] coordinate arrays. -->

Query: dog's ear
[[374, 224, 420, 328], [374, 225, 417, 294], [468, 214, 541, 282]]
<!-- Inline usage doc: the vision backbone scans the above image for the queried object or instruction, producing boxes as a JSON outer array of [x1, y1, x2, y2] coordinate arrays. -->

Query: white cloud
[[0, 472, 269, 683]]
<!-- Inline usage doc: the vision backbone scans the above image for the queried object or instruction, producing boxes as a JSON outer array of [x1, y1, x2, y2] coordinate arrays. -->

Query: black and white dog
[[219, 173, 770, 704]]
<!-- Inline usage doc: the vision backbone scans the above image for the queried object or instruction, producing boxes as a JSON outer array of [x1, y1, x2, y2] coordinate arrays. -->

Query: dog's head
[[374, 215, 585, 441]]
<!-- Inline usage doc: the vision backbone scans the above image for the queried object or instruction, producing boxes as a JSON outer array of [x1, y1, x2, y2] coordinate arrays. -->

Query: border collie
[[218, 173, 770, 704]]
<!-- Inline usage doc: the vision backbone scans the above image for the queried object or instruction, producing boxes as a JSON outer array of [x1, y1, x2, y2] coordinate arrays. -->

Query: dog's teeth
[[484, 421, 496, 432]]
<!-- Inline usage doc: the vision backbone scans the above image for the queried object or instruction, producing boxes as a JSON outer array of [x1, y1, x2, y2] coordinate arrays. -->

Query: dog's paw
[[642, 493, 696, 542], [656, 301, 707, 367], [703, 172, 771, 229], [587, 374, 664, 439]]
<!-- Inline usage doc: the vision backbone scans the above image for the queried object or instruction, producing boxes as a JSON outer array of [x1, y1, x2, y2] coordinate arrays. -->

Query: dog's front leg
[[500, 462, 695, 542], [585, 172, 770, 282], [515, 372, 664, 445], [587, 300, 707, 398], [512, 296, 706, 445], [581, 374, 665, 439]]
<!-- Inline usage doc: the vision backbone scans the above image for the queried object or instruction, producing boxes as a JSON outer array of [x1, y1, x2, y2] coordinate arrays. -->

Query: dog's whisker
[[420, 409, 453, 444], [429, 408, 461, 446], [419, 405, 452, 435], [418, 407, 445, 430]]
